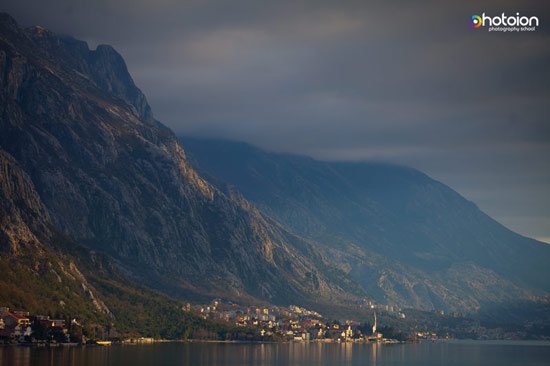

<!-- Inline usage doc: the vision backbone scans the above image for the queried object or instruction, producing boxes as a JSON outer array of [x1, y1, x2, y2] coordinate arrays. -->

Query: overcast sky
[[3, 1, 549, 242]]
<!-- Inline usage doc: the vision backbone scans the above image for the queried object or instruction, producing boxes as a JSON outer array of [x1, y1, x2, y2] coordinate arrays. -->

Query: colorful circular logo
[[470, 15, 482, 29]]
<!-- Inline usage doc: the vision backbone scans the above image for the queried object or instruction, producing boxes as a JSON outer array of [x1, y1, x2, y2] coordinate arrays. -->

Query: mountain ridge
[[182, 136, 550, 311], [0, 11, 548, 330]]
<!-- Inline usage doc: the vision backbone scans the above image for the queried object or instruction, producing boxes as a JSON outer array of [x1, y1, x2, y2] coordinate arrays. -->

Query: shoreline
[[3, 339, 549, 348]]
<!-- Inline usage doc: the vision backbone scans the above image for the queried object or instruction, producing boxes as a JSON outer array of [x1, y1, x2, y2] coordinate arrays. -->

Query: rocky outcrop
[[0, 150, 49, 253]]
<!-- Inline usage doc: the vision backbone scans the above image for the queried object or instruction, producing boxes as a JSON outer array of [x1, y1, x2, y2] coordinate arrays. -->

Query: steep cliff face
[[0, 146, 114, 320], [0, 13, 354, 308], [0, 150, 49, 253], [183, 137, 550, 311]]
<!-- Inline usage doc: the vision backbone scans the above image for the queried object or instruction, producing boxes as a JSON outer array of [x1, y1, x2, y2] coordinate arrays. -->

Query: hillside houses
[[182, 299, 393, 343]]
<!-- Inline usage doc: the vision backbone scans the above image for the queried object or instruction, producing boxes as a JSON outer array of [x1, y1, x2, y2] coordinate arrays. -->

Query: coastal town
[[0, 300, 411, 345], [2, 298, 541, 346], [181, 300, 404, 343]]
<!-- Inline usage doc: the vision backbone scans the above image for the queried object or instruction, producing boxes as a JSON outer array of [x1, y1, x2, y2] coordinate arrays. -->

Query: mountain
[[0, 12, 361, 327], [182, 137, 550, 312], [1, 10, 548, 331]]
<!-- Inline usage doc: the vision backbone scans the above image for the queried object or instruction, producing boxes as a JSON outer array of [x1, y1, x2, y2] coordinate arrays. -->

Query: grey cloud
[[2, 0, 549, 241]]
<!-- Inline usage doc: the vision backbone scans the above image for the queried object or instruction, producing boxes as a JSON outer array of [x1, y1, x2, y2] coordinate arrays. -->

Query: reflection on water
[[1, 340, 550, 366]]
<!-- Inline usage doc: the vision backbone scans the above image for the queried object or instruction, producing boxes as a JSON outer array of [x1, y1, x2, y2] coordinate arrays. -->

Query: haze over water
[[2, 341, 550, 366]]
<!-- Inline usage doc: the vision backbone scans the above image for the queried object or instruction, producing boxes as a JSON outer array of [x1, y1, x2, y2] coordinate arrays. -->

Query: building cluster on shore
[[1, 300, 399, 345], [0, 307, 85, 345], [3, 299, 540, 343], [184, 299, 397, 343]]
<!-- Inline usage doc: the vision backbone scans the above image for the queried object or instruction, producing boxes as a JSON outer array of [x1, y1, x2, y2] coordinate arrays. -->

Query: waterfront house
[[0, 309, 32, 340]]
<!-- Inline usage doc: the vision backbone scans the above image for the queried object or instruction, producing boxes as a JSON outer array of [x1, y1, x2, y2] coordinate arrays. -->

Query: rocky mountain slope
[[0, 12, 358, 319], [183, 138, 550, 312], [1, 10, 548, 324]]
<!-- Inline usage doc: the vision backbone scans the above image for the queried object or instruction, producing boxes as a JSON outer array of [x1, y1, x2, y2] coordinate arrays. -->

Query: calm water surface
[[1, 340, 550, 366]]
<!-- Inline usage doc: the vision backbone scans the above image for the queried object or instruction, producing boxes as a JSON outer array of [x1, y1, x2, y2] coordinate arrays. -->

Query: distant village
[[181, 299, 406, 343], [0, 300, 410, 345], [3, 298, 533, 346]]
